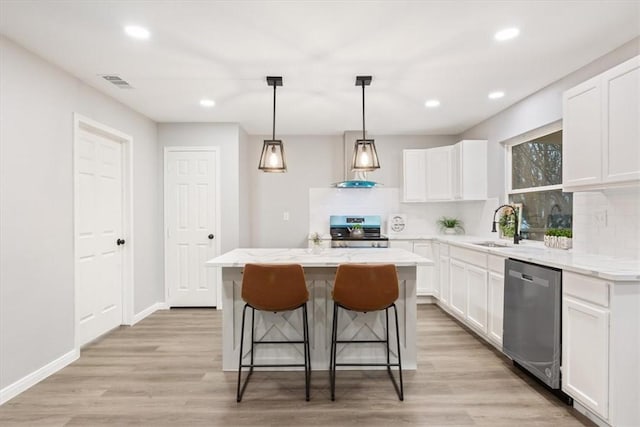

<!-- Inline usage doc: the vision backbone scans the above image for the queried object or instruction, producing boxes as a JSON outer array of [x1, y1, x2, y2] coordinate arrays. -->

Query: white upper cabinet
[[426, 146, 454, 200], [402, 140, 487, 202], [563, 55, 640, 190], [402, 149, 428, 202]]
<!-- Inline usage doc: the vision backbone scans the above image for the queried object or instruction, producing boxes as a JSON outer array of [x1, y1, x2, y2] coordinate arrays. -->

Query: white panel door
[[466, 264, 488, 334], [487, 271, 504, 346], [426, 146, 453, 200], [562, 296, 610, 419], [166, 150, 218, 307], [76, 129, 124, 346], [602, 56, 640, 183], [449, 259, 467, 318], [402, 150, 427, 202], [562, 77, 602, 188]]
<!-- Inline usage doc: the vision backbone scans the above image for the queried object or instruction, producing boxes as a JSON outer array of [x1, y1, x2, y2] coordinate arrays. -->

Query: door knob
[[208, 234, 214, 240], [117, 238, 126, 246]]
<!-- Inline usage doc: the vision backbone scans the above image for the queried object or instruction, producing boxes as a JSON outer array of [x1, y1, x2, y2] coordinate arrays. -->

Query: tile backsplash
[[572, 187, 640, 260]]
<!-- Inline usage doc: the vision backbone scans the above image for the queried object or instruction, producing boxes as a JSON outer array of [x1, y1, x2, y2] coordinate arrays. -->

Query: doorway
[[73, 114, 133, 348], [164, 147, 220, 307]]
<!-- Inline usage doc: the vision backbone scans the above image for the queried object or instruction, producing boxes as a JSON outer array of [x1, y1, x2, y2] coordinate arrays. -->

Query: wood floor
[[0, 305, 593, 426]]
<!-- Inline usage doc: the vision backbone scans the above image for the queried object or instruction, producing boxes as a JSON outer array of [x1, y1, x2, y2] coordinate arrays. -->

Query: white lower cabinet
[[466, 264, 488, 334], [439, 247, 450, 306], [449, 259, 467, 318], [562, 271, 640, 427], [487, 271, 504, 346], [563, 295, 610, 419], [389, 240, 435, 298]]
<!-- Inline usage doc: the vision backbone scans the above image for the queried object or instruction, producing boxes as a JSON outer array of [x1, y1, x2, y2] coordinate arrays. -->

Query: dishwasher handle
[[508, 269, 549, 287]]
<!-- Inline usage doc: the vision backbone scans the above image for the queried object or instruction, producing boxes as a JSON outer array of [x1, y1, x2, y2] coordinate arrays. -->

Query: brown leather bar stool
[[237, 263, 311, 402], [329, 263, 403, 401]]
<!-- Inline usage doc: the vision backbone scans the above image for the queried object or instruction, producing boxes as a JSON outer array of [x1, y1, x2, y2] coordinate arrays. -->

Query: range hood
[[333, 131, 381, 188]]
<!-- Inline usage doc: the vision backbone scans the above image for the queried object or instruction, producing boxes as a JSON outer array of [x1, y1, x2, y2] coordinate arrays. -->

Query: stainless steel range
[[330, 215, 389, 248]]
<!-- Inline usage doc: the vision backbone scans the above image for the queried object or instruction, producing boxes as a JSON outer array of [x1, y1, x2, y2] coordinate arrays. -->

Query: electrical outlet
[[283, 211, 290, 221]]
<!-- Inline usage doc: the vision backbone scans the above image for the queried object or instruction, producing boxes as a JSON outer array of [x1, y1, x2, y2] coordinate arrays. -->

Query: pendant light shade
[[352, 75, 380, 172], [258, 139, 286, 172], [259, 76, 287, 172]]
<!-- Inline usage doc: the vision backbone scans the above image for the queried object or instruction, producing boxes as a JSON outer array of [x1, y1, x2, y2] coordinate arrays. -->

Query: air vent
[[101, 75, 133, 89]]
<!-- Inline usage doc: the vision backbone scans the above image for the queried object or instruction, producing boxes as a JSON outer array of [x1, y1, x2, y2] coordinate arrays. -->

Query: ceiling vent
[[101, 75, 133, 89]]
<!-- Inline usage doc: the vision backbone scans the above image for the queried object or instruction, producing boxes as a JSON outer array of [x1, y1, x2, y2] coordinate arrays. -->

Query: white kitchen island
[[206, 248, 432, 371]]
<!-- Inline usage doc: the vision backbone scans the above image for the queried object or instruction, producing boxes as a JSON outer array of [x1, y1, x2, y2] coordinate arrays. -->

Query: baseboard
[[131, 302, 168, 325], [0, 348, 79, 405]]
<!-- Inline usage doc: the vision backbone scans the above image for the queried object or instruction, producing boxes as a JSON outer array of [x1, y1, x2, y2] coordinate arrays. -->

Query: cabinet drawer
[[450, 246, 487, 268], [563, 271, 610, 307], [488, 255, 506, 274]]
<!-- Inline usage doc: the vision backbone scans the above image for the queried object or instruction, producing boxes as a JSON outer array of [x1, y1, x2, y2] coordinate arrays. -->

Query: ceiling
[[1, 1, 638, 135]]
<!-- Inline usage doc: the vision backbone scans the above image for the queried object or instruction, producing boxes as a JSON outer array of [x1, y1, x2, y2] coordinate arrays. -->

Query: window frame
[[504, 120, 563, 199]]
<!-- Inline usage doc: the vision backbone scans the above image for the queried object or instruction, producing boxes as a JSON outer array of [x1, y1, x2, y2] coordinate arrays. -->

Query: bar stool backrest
[[241, 263, 309, 311], [333, 264, 399, 312]]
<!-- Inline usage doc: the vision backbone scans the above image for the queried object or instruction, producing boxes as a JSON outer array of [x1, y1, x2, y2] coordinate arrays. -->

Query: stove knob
[[371, 242, 377, 248]]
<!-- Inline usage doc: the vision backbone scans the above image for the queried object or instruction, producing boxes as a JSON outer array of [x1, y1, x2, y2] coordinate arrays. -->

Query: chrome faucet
[[491, 204, 521, 244]]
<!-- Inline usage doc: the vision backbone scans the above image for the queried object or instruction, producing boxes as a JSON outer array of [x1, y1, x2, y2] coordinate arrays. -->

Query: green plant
[[545, 228, 572, 238], [351, 223, 363, 230], [437, 217, 464, 233], [499, 208, 517, 237]]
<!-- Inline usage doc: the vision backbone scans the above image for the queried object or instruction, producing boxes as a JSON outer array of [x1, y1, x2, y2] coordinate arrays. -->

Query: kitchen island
[[206, 248, 432, 371]]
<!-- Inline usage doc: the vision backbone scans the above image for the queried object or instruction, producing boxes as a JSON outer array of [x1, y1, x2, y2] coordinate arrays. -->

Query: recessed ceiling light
[[424, 99, 440, 108], [200, 99, 215, 107], [488, 91, 505, 100], [494, 27, 520, 41], [124, 25, 150, 40]]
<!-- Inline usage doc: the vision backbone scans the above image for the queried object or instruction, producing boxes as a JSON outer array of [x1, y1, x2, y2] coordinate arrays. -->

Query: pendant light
[[258, 76, 287, 172], [352, 75, 380, 172]]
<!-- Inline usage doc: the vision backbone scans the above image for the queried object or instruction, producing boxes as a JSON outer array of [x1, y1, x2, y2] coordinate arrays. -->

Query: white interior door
[[165, 149, 218, 307], [76, 128, 124, 346]]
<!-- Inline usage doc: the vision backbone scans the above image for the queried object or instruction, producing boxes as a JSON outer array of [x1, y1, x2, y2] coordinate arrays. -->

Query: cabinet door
[[439, 255, 450, 305], [449, 259, 467, 317], [562, 295, 610, 419], [602, 56, 640, 184], [403, 149, 428, 202], [432, 244, 440, 298], [563, 77, 602, 188], [466, 264, 488, 334], [426, 146, 453, 200], [413, 242, 434, 296], [451, 143, 462, 199], [488, 272, 504, 346]]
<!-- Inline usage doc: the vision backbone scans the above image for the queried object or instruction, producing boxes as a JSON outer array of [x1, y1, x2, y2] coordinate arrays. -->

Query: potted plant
[[544, 228, 573, 249], [437, 217, 464, 235], [308, 232, 323, 253], [348, 223, 365, 238]]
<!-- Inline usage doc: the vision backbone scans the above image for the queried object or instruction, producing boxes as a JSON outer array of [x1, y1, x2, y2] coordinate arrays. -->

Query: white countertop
[[206, 247, 433, 268], [390, 234, 640, 282]]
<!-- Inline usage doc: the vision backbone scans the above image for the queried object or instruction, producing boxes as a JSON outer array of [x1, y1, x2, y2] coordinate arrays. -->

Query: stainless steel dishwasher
[[503, 258, 562, 389]]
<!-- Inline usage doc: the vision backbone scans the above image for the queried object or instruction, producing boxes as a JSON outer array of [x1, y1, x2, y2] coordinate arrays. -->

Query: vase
[[444, 228, 456, 235]]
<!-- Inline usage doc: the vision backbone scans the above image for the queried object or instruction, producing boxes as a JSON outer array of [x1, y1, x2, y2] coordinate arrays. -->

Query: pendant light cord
[[361, 82, 366, 140], [272, 83, 277, 140]]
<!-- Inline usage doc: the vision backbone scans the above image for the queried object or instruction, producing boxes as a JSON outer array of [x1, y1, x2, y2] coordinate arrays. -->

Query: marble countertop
[[389, 234, 640, 281], [206, 247, 433, 268]]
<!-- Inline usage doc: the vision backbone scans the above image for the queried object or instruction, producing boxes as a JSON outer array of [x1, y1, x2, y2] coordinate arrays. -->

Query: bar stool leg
[[237, 304, 250, 402], [302, 303, 311, 401], [330, 303, 339, 401], [393, 304, 404, 401]]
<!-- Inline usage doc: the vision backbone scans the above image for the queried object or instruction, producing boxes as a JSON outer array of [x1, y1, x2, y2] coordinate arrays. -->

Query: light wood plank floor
[[0, 305, 593, 426]]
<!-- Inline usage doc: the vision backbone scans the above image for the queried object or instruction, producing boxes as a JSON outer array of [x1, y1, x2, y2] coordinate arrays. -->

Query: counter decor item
[[387, 213, 407, 237], [349, 223, 364, 238], [437, 217, 464, 235], [544, 228, 573, 249], [309, 232, 322, 254]]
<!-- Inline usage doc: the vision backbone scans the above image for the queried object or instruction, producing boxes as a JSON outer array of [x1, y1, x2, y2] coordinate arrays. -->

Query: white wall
[[238, 127, 251, 247], [157, 123, 241, 254], [0, 36, 162, 390], [460, 37, 640, 200]]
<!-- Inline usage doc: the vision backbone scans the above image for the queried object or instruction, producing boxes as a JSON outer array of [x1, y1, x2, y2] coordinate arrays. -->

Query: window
[[507, 128, 572, 241]]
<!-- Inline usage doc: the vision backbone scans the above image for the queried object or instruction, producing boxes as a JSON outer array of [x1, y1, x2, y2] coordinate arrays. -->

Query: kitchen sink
[[470, 241, 509, 248]]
